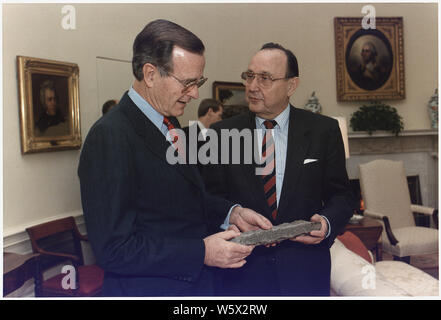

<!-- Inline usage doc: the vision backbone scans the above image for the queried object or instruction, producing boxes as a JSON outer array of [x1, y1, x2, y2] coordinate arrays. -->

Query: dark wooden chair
[[26, 216, 104, 297]]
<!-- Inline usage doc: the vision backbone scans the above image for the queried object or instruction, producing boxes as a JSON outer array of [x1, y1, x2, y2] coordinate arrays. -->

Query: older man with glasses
[[78, 19, 271, 297], [204, 42, 355, 296]]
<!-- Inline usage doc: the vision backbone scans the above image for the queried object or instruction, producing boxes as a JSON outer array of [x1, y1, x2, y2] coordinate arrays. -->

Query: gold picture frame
[[334, 17, 405, 101], [212, 81, 246, 106], [17, 56, 81, 154], [213, 81, 248, 118]]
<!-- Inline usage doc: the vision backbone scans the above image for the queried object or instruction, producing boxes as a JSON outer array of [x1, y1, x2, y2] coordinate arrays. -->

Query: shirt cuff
[[220, 204, 241, 230], [320, 215, 331, 238]]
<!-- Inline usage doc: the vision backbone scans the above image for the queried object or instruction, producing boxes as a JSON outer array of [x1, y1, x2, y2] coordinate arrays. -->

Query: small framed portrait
[[17, 56, 81, 154], [334, 17, 405, 101], [212, 81, 248, 118]]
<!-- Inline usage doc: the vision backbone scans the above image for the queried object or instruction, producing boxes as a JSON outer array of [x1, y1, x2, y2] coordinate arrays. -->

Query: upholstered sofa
[[330, 231, 439, 296]]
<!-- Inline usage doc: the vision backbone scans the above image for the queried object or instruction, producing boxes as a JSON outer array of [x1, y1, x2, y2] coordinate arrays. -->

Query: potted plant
[[350, 101, 404, 135]]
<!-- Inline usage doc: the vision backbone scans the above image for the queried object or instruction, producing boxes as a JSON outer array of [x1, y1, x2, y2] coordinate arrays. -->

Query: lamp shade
[[332, 116, 350, 159]]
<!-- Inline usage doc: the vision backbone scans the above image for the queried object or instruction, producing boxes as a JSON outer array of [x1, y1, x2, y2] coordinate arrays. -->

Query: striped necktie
[[163, 116, 182, 154], [262, 120, 278, 220]]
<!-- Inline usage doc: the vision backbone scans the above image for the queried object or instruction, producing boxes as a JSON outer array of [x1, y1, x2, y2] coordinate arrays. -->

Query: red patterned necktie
[[163, 116, 181, 152], [262, 120, 278, 220]]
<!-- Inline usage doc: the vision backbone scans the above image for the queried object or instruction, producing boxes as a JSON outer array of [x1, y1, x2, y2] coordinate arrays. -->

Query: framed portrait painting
[[17, 56, 81, 154], [212, 81, 248, 118], [334, 17, 405, 101]]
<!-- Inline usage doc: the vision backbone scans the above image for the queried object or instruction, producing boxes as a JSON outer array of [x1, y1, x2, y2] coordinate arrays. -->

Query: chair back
[[359, 159, 415, 230]]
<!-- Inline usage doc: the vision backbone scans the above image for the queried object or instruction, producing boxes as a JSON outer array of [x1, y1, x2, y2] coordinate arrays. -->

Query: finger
[[310, 214, 328, 234], [233, 243, 254, 254], [246, 210, 272, 228], [255, 215, 273, 229], [309, 230, 325, 238], [219, 229, 241, 240], [245, 210, 273, 229], [291, 235, 321, 244], [226, 260, 247, 269], [228, 225, 240, 233], [241, 209, 272, 229]]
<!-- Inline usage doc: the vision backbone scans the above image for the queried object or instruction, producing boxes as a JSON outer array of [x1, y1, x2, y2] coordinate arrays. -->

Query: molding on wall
[[348, 129, 438, 156], [3, 211, 85, 254], [348, 129, 438, 139]]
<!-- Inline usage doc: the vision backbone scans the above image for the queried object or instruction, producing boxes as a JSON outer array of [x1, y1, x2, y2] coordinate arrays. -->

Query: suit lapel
[[120, 93, 203, 190], [278, 106, 311, 217]]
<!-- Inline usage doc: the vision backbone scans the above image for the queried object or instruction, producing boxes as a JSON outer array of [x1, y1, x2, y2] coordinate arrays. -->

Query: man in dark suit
[[78, 20, 271, 297], [204, 43, 354, 296], [182, 98, 223, 173]]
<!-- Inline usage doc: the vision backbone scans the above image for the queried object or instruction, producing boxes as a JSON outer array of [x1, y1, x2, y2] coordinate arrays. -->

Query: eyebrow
[[184, 76, 204, 83], [246, 69, 272, 76]]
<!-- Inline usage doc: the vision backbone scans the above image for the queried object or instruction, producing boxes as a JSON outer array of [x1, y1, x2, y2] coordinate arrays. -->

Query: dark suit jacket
[[204, 106, 355, 296], [182, 122, 208, 175], [78, 92, 232, 296]]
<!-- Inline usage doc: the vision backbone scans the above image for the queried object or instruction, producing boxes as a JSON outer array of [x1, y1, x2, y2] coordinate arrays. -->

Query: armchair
[[358, 159, 438, 263], [26, 216, 104, 297]]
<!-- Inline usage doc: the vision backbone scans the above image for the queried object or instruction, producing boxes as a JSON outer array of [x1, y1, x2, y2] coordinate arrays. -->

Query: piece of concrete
[[230, 220, 322, 246]]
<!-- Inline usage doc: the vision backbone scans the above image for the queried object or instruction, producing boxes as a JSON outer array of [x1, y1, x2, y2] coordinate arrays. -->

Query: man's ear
[[287, 77, 299, 97], [142, 63, 157, 88]]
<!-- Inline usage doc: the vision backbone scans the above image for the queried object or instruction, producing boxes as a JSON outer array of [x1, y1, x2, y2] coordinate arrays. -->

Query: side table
[[3, 252, 39, 296], [344, 216, 383, 261]]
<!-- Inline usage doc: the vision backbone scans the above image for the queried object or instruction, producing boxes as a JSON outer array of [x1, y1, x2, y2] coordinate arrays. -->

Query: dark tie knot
[[263, 120, 277, 129]]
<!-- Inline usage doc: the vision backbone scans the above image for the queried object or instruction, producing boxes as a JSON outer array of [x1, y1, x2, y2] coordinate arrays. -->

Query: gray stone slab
[[230, 220, 322, 246]]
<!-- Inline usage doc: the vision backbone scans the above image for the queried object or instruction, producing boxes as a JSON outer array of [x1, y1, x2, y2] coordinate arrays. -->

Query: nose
[[248, 76, 260, 92], [187, 85, 199, 99]]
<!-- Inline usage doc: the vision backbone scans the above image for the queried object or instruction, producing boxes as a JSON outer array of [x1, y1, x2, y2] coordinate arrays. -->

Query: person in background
[[102, 99, 118, 115], [182, 98, 223, 173]]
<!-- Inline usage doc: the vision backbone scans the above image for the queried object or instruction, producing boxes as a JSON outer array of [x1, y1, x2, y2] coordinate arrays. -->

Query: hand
[[290, 214, 328, 245], [230, 206, 273, 232], [203, 230, 254, 269], [229, 211, 277, 248]]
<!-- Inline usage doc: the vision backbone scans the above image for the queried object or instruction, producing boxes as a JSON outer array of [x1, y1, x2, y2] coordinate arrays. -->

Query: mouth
[[177, 99, 189, 106], [248, 96, 263, 103]]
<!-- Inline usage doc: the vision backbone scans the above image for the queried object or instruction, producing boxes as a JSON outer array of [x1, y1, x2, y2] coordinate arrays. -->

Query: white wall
[[3, 3, 438, 236]]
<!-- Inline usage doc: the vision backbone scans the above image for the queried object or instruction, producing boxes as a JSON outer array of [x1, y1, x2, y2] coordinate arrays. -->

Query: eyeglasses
[[241, 71, 290, 88], [168, 73, 208, 93]]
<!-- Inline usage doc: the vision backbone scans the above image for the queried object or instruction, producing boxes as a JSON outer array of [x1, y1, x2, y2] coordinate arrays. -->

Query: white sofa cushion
[[331, 239, 410, 296], [375, 260, 439, 296]]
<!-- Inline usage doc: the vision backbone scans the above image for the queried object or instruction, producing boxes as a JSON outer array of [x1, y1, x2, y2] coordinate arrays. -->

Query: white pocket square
[[303, 159, 318, 164]]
